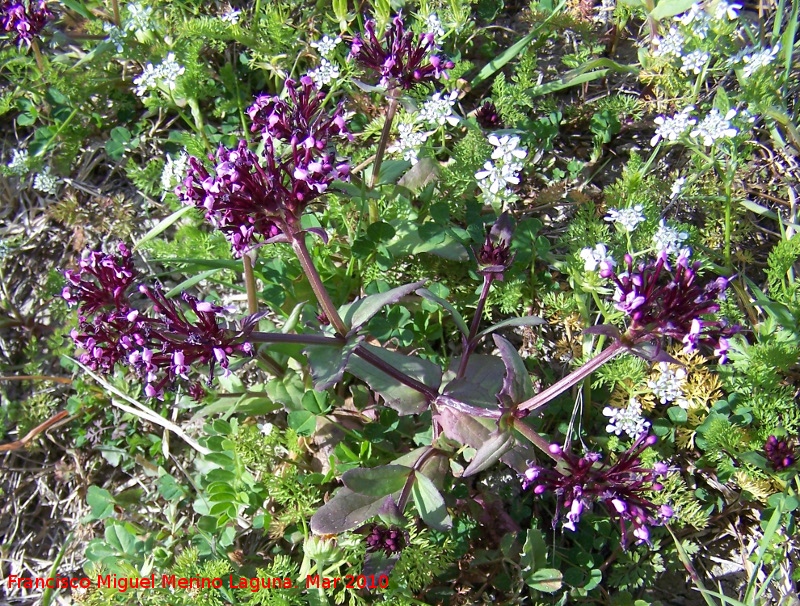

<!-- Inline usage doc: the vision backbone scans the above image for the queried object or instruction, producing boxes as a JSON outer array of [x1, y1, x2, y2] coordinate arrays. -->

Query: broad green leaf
[[462, 431, 514, 476], [416, 287, 469, 336], [288, 410, 317, 436], [340, 281, 426, 331], [86, 486, 115, 520], [342, 465, 412, 496], [525, 568, 563, 593], [311, 487, 400, 534], [650, 0, 696, 20], [411, 471, 452, 531], [105, 525, 135, 555], [133, 206, 196, 252], [377, 159, 412, 185], [306, 338, 360, 389]]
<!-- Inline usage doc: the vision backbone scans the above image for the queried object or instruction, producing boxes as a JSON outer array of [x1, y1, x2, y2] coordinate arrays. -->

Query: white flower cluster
[[125, 3, 154, 34], [603, 398, 651, 439], [33, 167, 59, 195], [418, 91, 460, 127], [475, 135, 527, 207], [308, 59, 341, 87], [133, 52, 185, 97], [161, 150, 189, 194], [652, 27, 685, 58], [681, 49, 710, 74], [311, 34, 342, 57], [103, 23, 126, 52], [424, 13, 445, 43], [6, 149, 29, 176], [605, 204, 646, 232], [388, 122, 430, 165], [690, 108, 738, 146], [670, 177, 686, 200], [652, 219, 689, 255], [220, 8, 241, 24], [713, 0, 741, 20], [675, 3, 712, 38], [651, 106, 696, 146], [579, 243, 615, 274], [648, 362, 691, 408], [740, 44, 781, 78]]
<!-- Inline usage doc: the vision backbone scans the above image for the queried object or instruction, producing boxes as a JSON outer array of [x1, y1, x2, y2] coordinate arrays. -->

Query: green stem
[[242, 254, 258, 315], [290, 230, 349, 337], [247, 331, 343, 346], [367, 87, 400, 221], [517, 339, 626, 414]]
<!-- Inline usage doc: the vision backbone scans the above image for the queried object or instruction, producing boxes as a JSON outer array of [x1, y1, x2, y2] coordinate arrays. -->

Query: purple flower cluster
[[475, 212, 515, 281], [1, 0, 52, 46], [764, 435, 796, 471], [178, 78, 350, 256], [350, 14, 454, 89], [609, 252, 735, 362], [63, 244, 253, 398], [365, 524, 407, 555], [475, 101, 503, 130], [523, 434, 673, 546]]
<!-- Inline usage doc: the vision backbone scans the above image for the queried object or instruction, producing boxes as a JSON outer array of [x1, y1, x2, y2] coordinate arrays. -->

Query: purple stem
[[456, 274, 494, 379], [353, 344, 439, 401], [517, 339, 626, 414]]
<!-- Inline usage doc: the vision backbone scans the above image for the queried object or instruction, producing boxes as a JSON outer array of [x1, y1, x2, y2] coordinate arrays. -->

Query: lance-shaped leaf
[[494, 334, 534, 405], [340, 280, 426, 332], [476, 315, 545, 339], [416, 287, 469, 337], [305, 337, 361, 390], [462, 430, 514, 477], [346, 345, 441, 415], [342, 465, 413, 497], [435, 407, 532, 473], [311, 487, 400, 535], [411, 471, 452, 531]]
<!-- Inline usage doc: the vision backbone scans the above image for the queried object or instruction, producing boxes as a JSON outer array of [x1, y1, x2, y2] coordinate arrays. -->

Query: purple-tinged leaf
[[305, 338, 361, 390], [494, 334, 534, 405], [342, 465, 413, 497], [476, 315, 545, 339], [377, 495, 406, 526], [462, 430, 514, 477], [442, 355, 505, 411], [340, 280, 427, 332], [411, 471, 452, 531], [583, 324, 623, 340], [310, 487, 400, 535]]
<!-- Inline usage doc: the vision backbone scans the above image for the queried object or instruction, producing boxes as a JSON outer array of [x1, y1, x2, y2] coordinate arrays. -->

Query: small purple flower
[[608, 252, 737, 362], [523, 433, 672, 547], [62, 243, 137, 317], [248, 76, 351, 148], [764, 435, 796, 471], [350, 14, 454, 89], [475, 212, 515, 281], [1, 0, 52, 46], [365, 524, 407, 555], [475, 101, 503, 130]]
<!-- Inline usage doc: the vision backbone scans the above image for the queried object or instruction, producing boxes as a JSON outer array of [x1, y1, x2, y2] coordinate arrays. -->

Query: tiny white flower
[[580, 243, 615, 273], [681, 49, 710, 74], [158, 52, 185, 91], [652, 219, 689, 255], [652, 26, 684, 58], [307, 58, 341, 87], [476, 161, 510, 194], [6, 149, 29, 176], [605, 205, 646, 232], [648, 362, 691, 408], [488, 134, 528, 163], [670, 177, 686, 200], [424, 13, 445, 42], [161, 150, 189, 194], [33, 167, 59, 195], [651, 106, 696, 146], [134, 53, 185, 97], [258, 422, 274, 436], [125, 2, 153, 33], [603, 398, 650, 439], [741, 44, 781, 78], [220, 8, 241, 24], [310, 34, 342, 58], [388, 122, 429, 165], [690, 108, 738, 146], [418, 91, 460, 127], [713, 0, 741, 20], [675, 3, 711, 38], [102, 22, 126, 52]]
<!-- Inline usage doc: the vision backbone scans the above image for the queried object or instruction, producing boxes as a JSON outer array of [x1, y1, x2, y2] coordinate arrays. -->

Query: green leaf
[[667, 406, 688, 423], [525, 568, 563, 593], [86, 486, 115, 520], [340, 280, 426, 331], [133, 206, 196, 252], [376, 159, 412, 185], [342, 465, 412, 496], [288, 410, 317, 436], [462, 430, 514, 477], [306, 339, 360, 389], [416, 287, 469, 336], [520, 528, 549, 572], [411, 471, 452, 531], [477, 315, 545, 339], [367, 221, 396, 242], [164, 269, 222, 298], [105, 525, 136, 555], [650, 0, 697, 20]]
